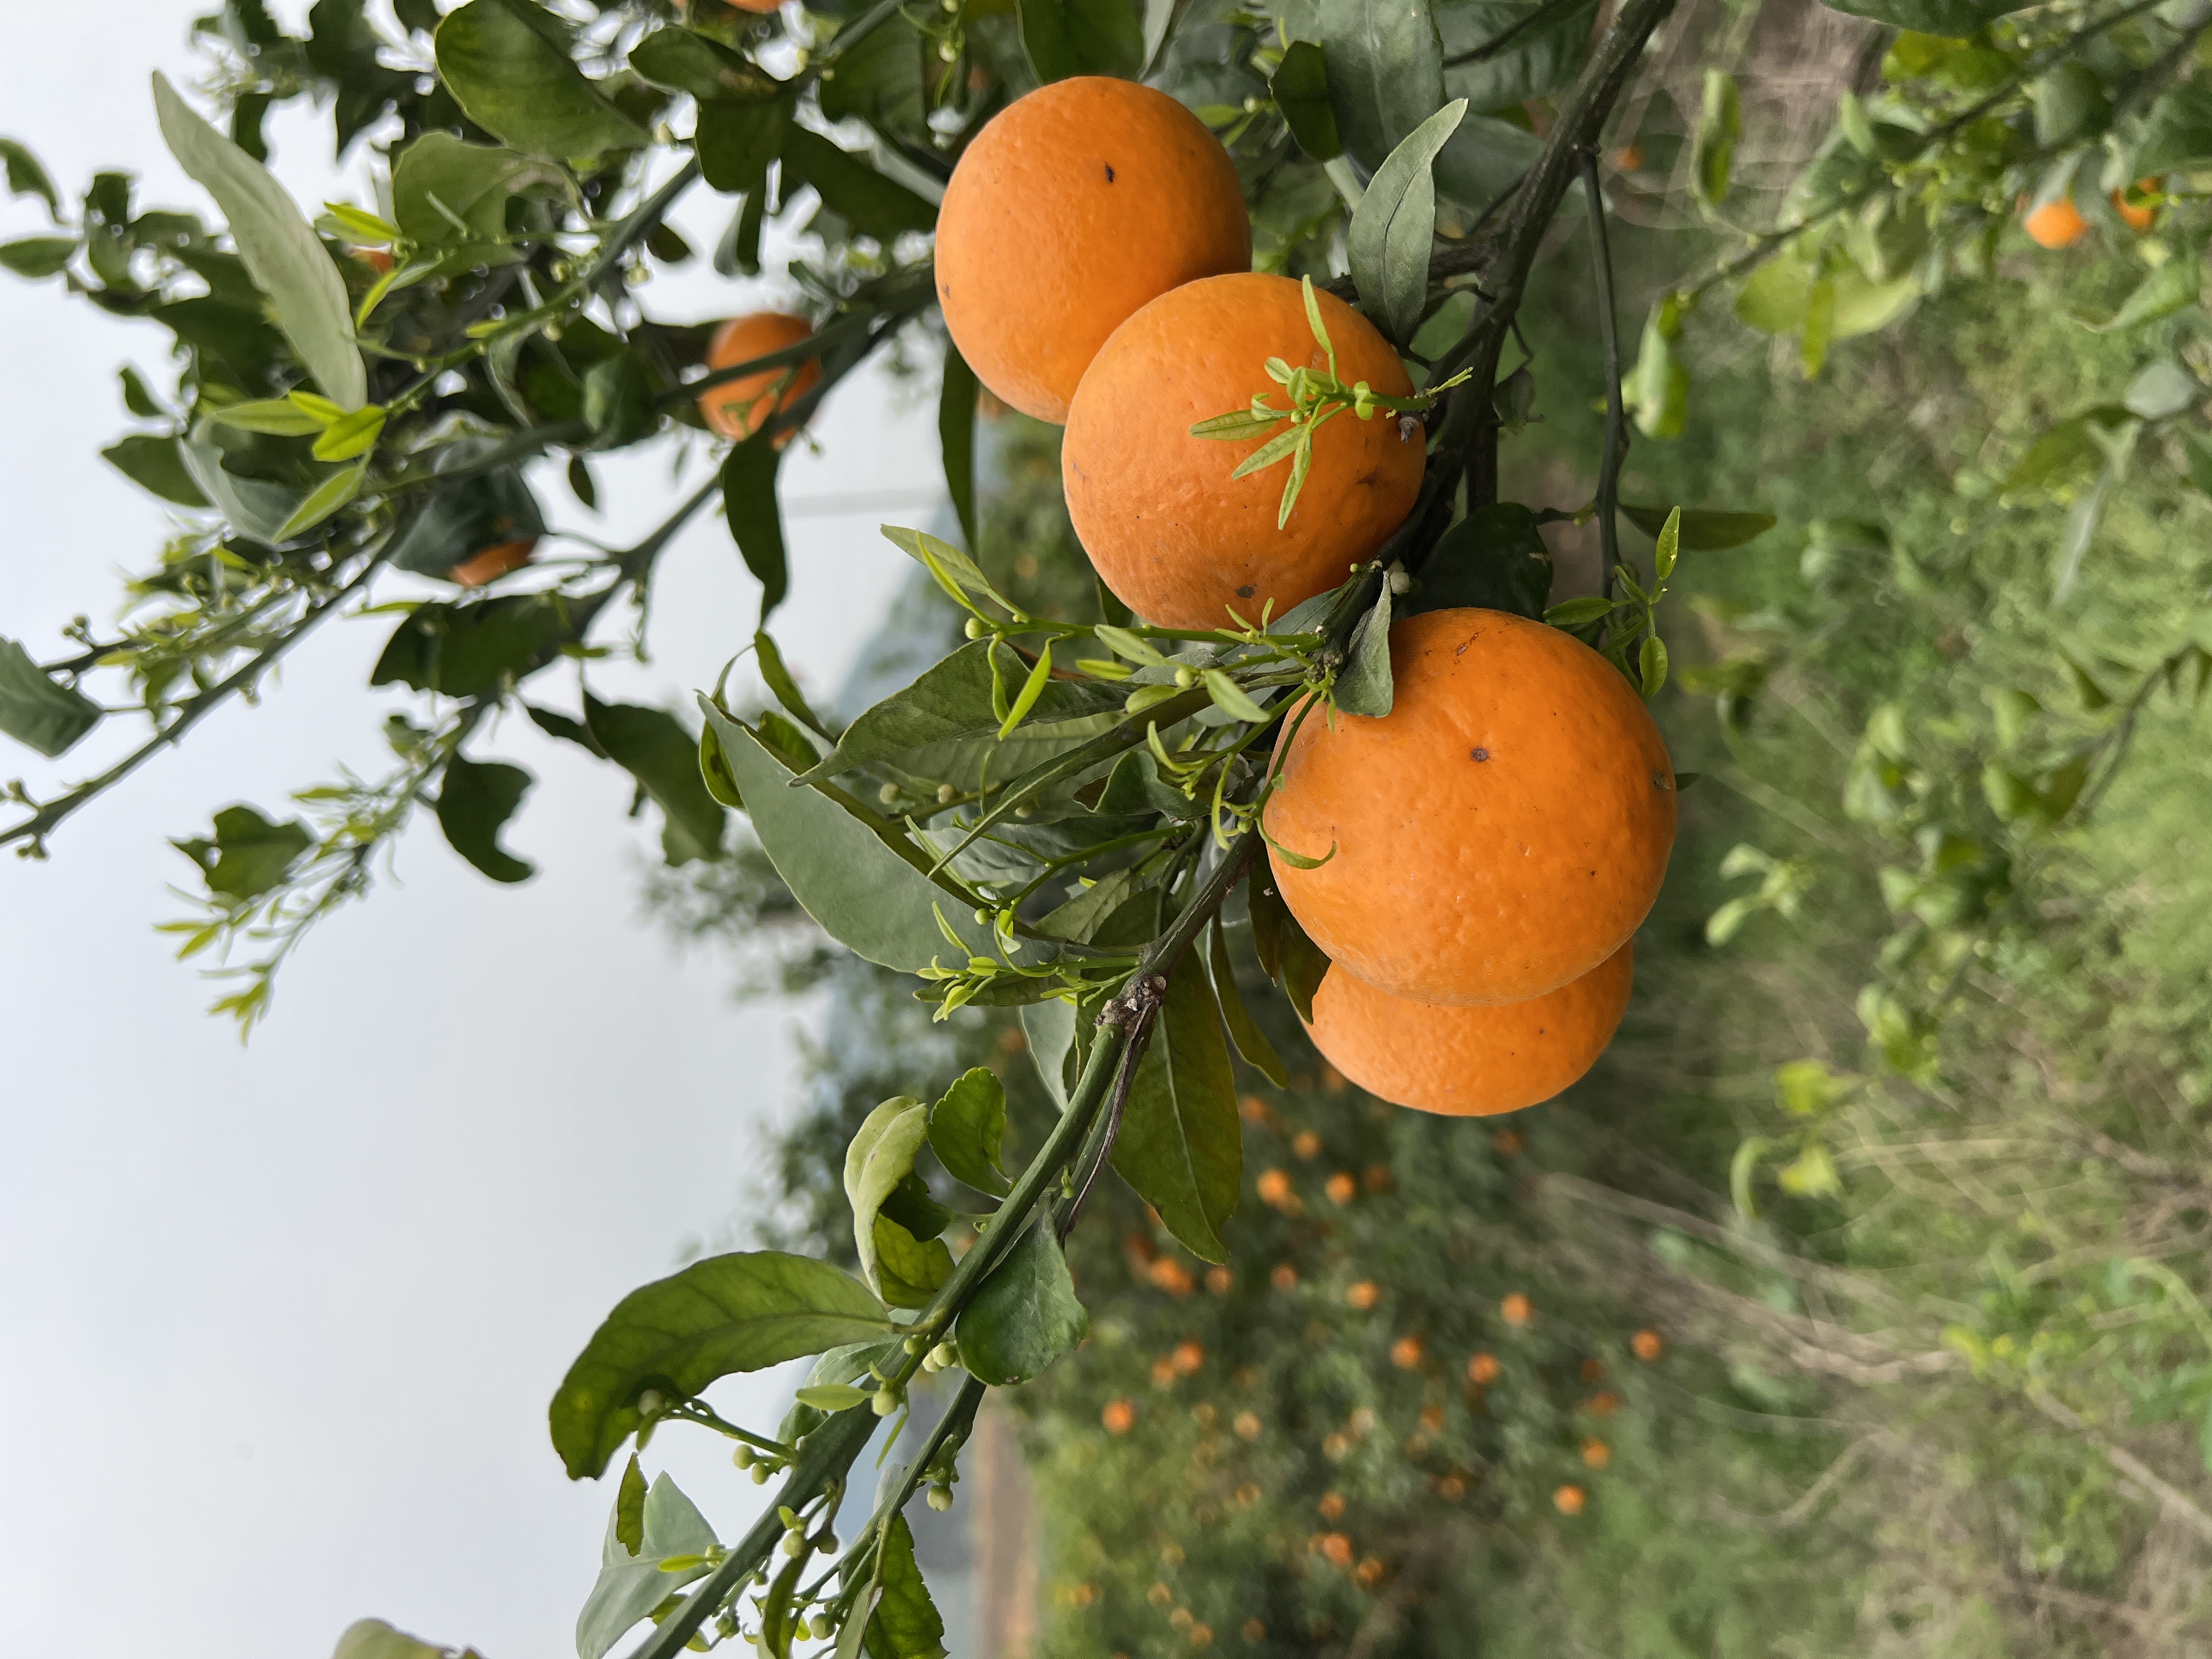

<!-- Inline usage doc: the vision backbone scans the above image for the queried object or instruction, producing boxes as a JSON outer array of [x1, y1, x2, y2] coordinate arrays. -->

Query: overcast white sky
[[0, 7, 934, 1656]]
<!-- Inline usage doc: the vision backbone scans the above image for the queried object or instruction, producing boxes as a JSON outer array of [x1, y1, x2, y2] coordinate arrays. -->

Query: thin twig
[[1581, 145, 1629, 598]]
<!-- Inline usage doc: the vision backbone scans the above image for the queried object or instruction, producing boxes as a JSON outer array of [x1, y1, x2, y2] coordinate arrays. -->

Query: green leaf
[[0, 236, 75, 278], [794, 1382, 873, 1411], [707, 701, 1001, 971], [584, 695, 727, 865], [1776, 1141, 1841, 1198], [614, 1455, 647, 1556], [1276, 0, 1446, 172], [1820, 0, 2033, 33], [1207, 918, 1288, 1086], [1544, 595, 1615, 627], [1201, 669, 1268, 723], [1001, 642, 1055, 739], [1626, 292, 1688, 440], [929, 1068, 1011, 1198], [1114, 958, 1240, 1264], [940, 345, 980, 553], [720, 431, 788, 620], [866, 1516, 947, 1659], [1654, 505, 1681, 579], [881, 524, 1009, 612], [1618, 502, 1775, 550], [780, 127, 936, 240], [1248, 863, 1328, 1022], [2123, 359, 2198, 421], [1271, 41, 1342, 161], [312, 403, 386, 462], [872, 1214, 954, 1308], [435, 754, 535, 883], [2076, 250, 2201, 334], [816, 13, 928, 137], [383, 462, 546, 579], [173, 803, 314, 901], [1431, 113, 1546, 218], [433, 0, 649, 161], [332, 1621, 449, 1659], [0, 137, 59, 216], [1437, 0, 1597, 110], [955, 1216, 1090, 1385], [101, 434, 211, 507], [1999, 408, 2131, 500], [206, 397, 327, 436], [575, 1474, 718, 1659], [1800, 274, 1835, 380], [1346, 99, 1466, 347], [271, 459, 368, 541], [2134, 80, 2212, 175], [153, 74, 366, 410], [371, 594, 569, 699], [629, 24, 771, 101], [1018, 0, 1144, 82], [391, 132, 568, 254], [694, 93, 792, 198], [1639, 633, 1669, 699], [752, 629, 835, 742], [1734, 255, 1809, 336], [1413, 502, 1553, 619], [1334, 584, 1394, 716], [549, 1250, 888, 1480], [844, 1095, 931, 1300], [1692, 69, 1741, 207]]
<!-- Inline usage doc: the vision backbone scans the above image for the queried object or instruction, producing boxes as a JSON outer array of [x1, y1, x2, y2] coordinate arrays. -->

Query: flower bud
[[871, 1387, 900, 1417], [964, 617, 988, 639], [1173, 666, 1197, 689], [926, 1485, 953, 1513]]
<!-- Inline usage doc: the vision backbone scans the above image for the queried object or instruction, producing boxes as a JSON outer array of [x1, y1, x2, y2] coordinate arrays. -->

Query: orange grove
[[449, 537, 537, 589], [1267, 608, 1676, 1006], [697, 313, 821, 445], [935, 77, 1249, 424], [1303, 943, 1632, 1117], [1064, 273, 1423, 630], [2023, 196, 2089, 249]]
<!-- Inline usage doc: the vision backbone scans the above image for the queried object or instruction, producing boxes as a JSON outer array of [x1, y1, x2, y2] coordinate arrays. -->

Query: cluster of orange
[[2022, 177, 2161, 247], [936, 78, 1676, 1119]]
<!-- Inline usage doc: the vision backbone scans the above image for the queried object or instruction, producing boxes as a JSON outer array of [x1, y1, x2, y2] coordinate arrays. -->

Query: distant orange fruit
[[936, 77, 1249, 423], [1632, 1328, 1663, 1362], [1315, 1532, 1354, 1567], [2114, 179, 2159, 232], [1317, 1491, 1346, 1520], [1291, 1130, 1322, 1160], [1205, 1266, 1234, 1295], [697, 313, 820, 444], [1390, 1334, 1426, 1369], [1467, 1352, 1501, 1385], [1150, 1258, 1195, 1296], [2023, 196, 2089, 249], [1500, 1293, 1533, 1327], [1346, 1280, 1380, 1311], [1063, 273, 1424, 629], [1102, 1398, 1136, 1434], [1303, 945, 1633, 1116], [1581, 1438, 1611, 1469], [1171, 1340, 1206, 1375], [1267, 608, 1675, 1006], [1579, 1358, 1606, 1383], [1324, 1171, 1357, 1205], [1256, 1168, 1294, 1208], [1554, 1483, 1585, 1515], [1587, 1391, 1621, 1418], [1271, 1262, 1300, 1291], [1612, 143, 1645, 171], [448, 537, 537, 588]]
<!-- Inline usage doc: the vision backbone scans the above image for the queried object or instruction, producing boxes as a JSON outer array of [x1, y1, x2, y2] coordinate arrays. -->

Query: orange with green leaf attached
[[698, 313, 821, 446], [1266, 608, 1675, 1006], [1063, 273, 1426, 630], [935, 77, 1251, 424], [1302, 944, 1633, 1116]]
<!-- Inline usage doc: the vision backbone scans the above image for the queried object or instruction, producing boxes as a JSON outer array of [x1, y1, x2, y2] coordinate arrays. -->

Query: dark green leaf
[[1334, 583, 1394, 716], [0, 236, 74, 278], [753, 629, 835, 742], [1019, 0, 1145, 82], [613, 1454, 647, 1556], [575, 1474, 718, 1659], [583, 352, 657, 446], [880, 1168, 951, 1241], [1276, 0, 1446, 171], [1271, 40, 1342, 161], [0, 137, 59, 216], [756, 709, 821, 773], [866, 1516, 946, 1659], [0, 637, 101, 759], [369, 593, 568, 698], [1438, 0, 1596, 110], [955, 1216, 1089, 1385], [1544, 595, 1615, 627], [1819, 0, 2033, 33], [436, 754, 535, 883], [1248, 862, 1327, 1021], [435, 0, 650, 160], [780, 127, 936, 241], [929, 1067, 1011, 1197], [817, 13, 929, 139], [1346, 99, 1465, 347], [1113, 958, 1240, 1263], [694, 94, 792, 197], [585, 695, 727, 865], [720, 432, 788, 620], [549, 1250, 888, 1479], [1434, 111, 1546, 218], [2076, 251, 2200, 334], [173, 803, 314, 901], [392, 132, 567, 255], [798, 639, 1120, 783], [101, 434, 211, 507], [178, 433, 304, 545], [2133, 81, 2212, 174], [153, 73, 367, 409], [1415, 501, 1553, 617], [1618, 502, 1775, 550], [629, 25, 773, 101], [2033, 61, 2107, 150], [703, 702, 1001, 972], [940, 345, 980, 553], [385, 463, 545, 579], [1208, 918, 1288, 1086]]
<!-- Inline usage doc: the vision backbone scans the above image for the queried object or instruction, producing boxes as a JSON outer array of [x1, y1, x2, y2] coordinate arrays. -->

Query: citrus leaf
[[940, 343, 979, 551], [0, 639, 102, 758], [1618, 503, 1775, 550], [1113, 957, 1240, 1264], [1271, 40, 1342, 161], [433, 0, 650, 161], [1347, 99, 1467, 346], [955, 1215, 1089, 1385], [575, 1474, 718, 1659], [1334, 584, 1394, 716], [548, 1251, 888, 1479], [584, 695, 727, 865], [866, 1516, 946, 1659], [1275, 0, 1446, 172], [1208, 917, 1289, 1086], [844, 1096, 930, 1299], [435, 754, 535, 883], [930, 1066, 1011, 1197], [721, 430, 788, 620], [1018, 0, 1144, 82]]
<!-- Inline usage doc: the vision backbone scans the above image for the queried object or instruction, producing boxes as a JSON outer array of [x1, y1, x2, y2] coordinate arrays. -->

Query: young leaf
[[575, 1474, 719, 1659], [172, 804, 314, 902], [793, 1382, 873, 1412], [391, 132, 569, 253], [271, 459, 368, 541], [0, 137, 59, 217], [940, 345, 980, 552], [1334, 584, 1394, 717], [1271, 40, 1342, 161], [881, 523, 1010, 612], [613, 1455, 648, 1556], [151, 73, 366, 409], [1000, 642, 1054, 740], [720, 432, 788, 620], [548, 1250, 889, 1479], [872, 1214, 954, 1308], [1208, 917, 1289, 1086], [955, 1216, 1090, 1385], [0, 638, 102, 758], [583, 696, 727, 865], [312, 403, 386, 462], [930, 1067, 1011, 1197], [1346, 98, 1467, 346], [101, 434, 211, 507], [1692, 69, 1741, 207], [435, 754, 536, 883], [1114, 958, 1241, 1264], [865, 1516, 946, 1659], [432, 0, 650, 161], [1654, 505, 1682, 579], [844, 1096, 932, 1300], [1201, 669, 1268, 724], [1639, 633, 1670, 699]]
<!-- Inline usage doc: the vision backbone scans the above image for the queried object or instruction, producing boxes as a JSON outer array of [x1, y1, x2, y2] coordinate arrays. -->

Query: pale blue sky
[[0, 6, 935, 1655]]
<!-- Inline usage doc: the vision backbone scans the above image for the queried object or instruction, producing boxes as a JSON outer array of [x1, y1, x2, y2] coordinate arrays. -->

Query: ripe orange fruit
[[1581, 1438, 1611, 1469], [2114, 179, 2159, 232], [1303, 944, 1632, 1116], [936, 77, 1249, 423], [1467, 1352, 1500, 1384], [698, 313, 821, 444], [1267, 608, 1675, 1005], [1346, 1280, 1380, 1310], [1631, 1328, 1663, 1362], [1390, 1334, 1426, 1369], [2023, 197, 2089, 249], [448, 537, 537, 588], [1064, 273, 1424, 629], [1553, 1484, 1586, 1515], [1101, 1398, 1136, 1434], [1500, 1292, 1533, 1327]]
